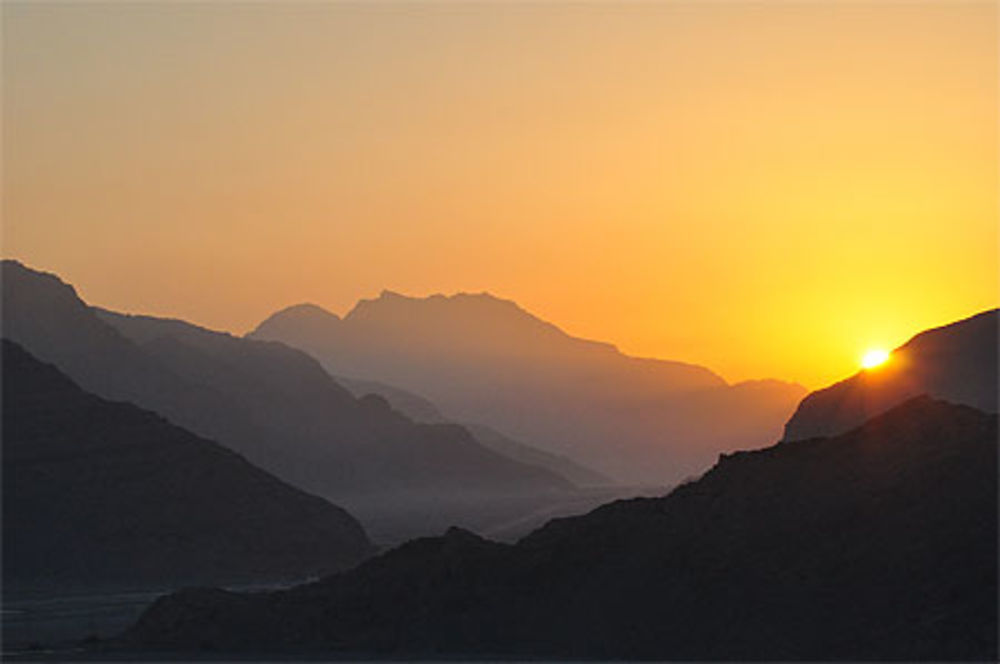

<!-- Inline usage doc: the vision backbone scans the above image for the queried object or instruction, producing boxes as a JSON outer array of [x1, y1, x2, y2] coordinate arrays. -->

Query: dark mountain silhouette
[[250, 294, 806, 483], [2, 340, 373, 597], [126, 396, 997, 660], [2, 260, 591, 544], [337, 375, 610, 486], [783, 309, 998, 441]]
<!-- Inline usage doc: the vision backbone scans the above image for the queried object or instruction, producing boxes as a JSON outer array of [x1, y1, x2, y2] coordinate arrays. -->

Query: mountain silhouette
[[783, 309, 998, 441], [2, 340, 373, 597], [250, 293, 806, 483], [2, 260, 590, 544], [336, 375, 611, 486], [127, 396, 997, 660]]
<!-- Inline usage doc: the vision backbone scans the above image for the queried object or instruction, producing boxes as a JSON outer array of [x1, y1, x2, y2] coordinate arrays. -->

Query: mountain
[[337, 375, 610, 486], [250, 293, 807, 483], [126, 397, 998, 660], [1, 260, 586, 544], [2, 340, 373, 597], [337, 375, 449, 424], [783, 309, 998, 441]]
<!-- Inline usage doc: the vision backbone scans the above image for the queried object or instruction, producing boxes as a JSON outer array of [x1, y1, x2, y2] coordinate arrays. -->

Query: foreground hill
[[1, 260, 585, 544], [250, 293, 806, 483], [783, 309, 998, 441], [128, 397, 996, 661], [2, 340, 373, 597]]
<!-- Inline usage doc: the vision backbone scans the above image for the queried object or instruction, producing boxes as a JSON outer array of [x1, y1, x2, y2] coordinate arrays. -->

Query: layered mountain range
[[4, 255, 995, 659], [2, 340, 373, 596], [127, 396, 998, 660], [1, 261, 630, 544], [250, 292, 807, 483], [124, 307, 999, 660], [335, 375, 611, 486]]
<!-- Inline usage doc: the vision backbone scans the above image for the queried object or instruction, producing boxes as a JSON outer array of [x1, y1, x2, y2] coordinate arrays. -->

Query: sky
[[3, 1, 996, 388]]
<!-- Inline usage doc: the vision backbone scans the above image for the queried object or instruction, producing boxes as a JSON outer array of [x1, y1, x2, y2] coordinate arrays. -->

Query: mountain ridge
[[250, 293, 805, 483], [783, 308, 998, 441], [3, 260, 592, 545], [2, 339, 374, 598], [126, 395, 998, 660]]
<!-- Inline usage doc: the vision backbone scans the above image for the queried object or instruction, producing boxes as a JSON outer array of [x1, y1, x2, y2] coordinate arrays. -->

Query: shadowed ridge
[[94, 307, 359, 408], [334, 374, 613, 486], [782, 308, 998, 442], [126, 395, 997, 660], [2, 339, 374, 596]]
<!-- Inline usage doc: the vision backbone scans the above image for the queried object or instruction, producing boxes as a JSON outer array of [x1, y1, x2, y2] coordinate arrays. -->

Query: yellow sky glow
[[2, 2, 996, 388]]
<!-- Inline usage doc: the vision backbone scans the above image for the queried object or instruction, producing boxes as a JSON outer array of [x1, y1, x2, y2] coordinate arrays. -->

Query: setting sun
[[861, 349, 891, 370]]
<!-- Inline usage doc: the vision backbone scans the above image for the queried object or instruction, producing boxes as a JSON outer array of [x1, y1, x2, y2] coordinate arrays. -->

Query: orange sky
[[3, 2, 996, 388]]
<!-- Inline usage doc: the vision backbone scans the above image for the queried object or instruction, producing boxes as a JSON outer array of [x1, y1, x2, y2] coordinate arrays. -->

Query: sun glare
[[861, 348, 890, 370]]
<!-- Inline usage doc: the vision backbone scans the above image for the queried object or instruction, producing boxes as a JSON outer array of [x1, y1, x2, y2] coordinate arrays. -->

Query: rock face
[[783, 309, 998, 442], [1, 260, 577, 544], [2, 340, 373, 596], [128, 397, 997, 661], [250, 293, 807, 484]]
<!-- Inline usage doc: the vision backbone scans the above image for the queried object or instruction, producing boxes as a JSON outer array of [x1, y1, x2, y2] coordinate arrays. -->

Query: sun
[[861, 348, 890, 370]]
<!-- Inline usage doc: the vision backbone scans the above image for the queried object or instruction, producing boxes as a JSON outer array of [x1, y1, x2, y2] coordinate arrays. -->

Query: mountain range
[[2, 340, 373, 597], [335, 375, 611, 486], [4, 256, 996, 659], [250, 292, 807, 483], [1, 260, 630, 544], [126, 396, 998, 660]]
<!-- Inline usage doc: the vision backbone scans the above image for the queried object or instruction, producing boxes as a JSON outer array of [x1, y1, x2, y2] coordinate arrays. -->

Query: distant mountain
[[337, 375, 449, 424], [1, 261, 588, 545], [337, 375, 610, 486], [2, 340, 373, 597], [250, 293, 806, 483], [127, 397, 997, 660], [783, 309, 998, 441]]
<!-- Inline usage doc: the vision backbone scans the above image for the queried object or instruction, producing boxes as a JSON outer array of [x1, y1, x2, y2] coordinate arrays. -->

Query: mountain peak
[[348, 289, 529, 321], [270, 302, 340, 321], [249, 303, 340, 338]]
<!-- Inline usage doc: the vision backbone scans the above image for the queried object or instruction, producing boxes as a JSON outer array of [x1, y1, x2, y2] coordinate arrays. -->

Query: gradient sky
[[3, 1, 996, 388]]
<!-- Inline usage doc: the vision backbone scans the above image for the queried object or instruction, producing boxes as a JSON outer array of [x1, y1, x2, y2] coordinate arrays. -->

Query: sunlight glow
[[861, 349, 890, 370]]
